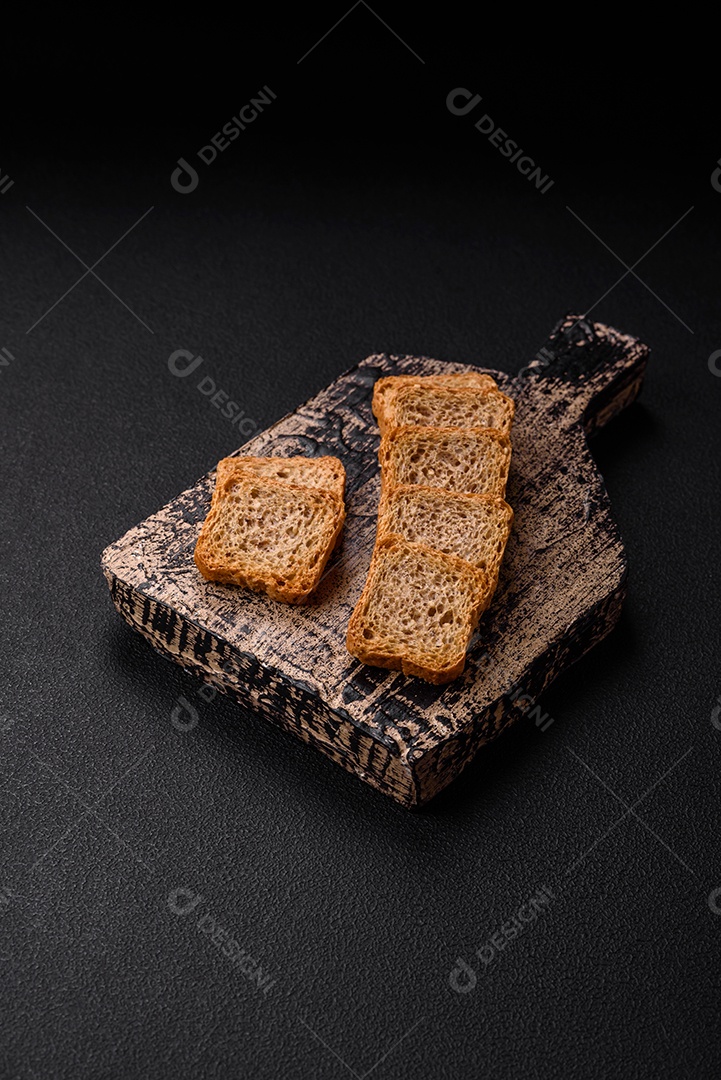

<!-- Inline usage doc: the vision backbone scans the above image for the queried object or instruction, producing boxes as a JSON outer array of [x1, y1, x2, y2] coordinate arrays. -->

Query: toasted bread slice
[[379, 383, 515, 437], [379, 426, 511, 497], [377, 485, 513, 589], [195, 473, 345, 603], [372, 372, 497, 433], [346, 535, 491, 684], [212, 455, 345, 506]]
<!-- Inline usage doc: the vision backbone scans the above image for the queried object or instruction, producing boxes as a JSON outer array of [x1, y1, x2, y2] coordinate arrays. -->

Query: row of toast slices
[[346, 372, 515, 683], [194, 371, 515, 684]]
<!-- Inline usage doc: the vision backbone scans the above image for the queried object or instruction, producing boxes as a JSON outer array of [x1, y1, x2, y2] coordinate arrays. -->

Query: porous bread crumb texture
[[377, 485, 513, 588], [195, 467, 345, 604], [387, 383, 515, 436], [213, 455, 345, 505], [372, 371, 498, 435], [346, 536, 491, 684], [379, 426, 511, 497], [348, 372, 515, 683]]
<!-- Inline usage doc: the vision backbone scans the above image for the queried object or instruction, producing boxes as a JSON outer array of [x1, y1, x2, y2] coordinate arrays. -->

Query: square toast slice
[[346, 535, 492, 684], [377, 382, 515, 437], [372, 372, 497, 433], [379, 426, 512, 497], [195, 472, 345, 603], [377, 485, 513, 590]]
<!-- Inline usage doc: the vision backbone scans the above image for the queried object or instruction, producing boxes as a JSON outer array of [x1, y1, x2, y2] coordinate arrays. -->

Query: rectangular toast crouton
[[378, 382, 515, 437], [378, 426, 512, 497], [372, 371, 497, 433], [346, 535, 492, 684], [195, 471, 345, 604]]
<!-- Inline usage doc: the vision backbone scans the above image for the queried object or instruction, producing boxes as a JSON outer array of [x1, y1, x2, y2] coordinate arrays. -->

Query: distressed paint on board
[[102, 315, 649, 806]]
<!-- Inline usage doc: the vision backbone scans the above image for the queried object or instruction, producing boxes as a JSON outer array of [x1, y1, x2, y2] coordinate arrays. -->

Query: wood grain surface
[[102, 314, 649, 807]]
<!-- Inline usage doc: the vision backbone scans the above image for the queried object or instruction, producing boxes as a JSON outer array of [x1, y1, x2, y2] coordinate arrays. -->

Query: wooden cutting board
[[102, 314, 649, 807]]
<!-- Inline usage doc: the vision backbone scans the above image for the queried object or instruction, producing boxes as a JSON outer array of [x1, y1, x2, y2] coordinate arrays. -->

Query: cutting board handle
[[513, 313, 650, 436]]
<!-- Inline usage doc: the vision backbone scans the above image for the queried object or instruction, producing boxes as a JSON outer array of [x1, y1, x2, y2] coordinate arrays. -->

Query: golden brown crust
[[378, 426, 512, 498], [346, 535, 491, 684], [371, 372, 498, 434], [377, 381, 515, 437], [195, 469, 345, 604], [349, 370, 515, 683], [211, 455, 346, 507]]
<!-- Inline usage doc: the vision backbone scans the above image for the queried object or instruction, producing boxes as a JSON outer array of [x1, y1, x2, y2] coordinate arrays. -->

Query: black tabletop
[[2, 25, 720, 1080]]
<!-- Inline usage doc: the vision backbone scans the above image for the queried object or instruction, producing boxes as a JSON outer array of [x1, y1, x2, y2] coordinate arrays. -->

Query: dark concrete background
[[2, 18, 720, 1079]]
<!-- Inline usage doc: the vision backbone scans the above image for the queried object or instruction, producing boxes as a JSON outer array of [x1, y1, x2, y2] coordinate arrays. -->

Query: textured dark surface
[[2, 28, 721, 1080]]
